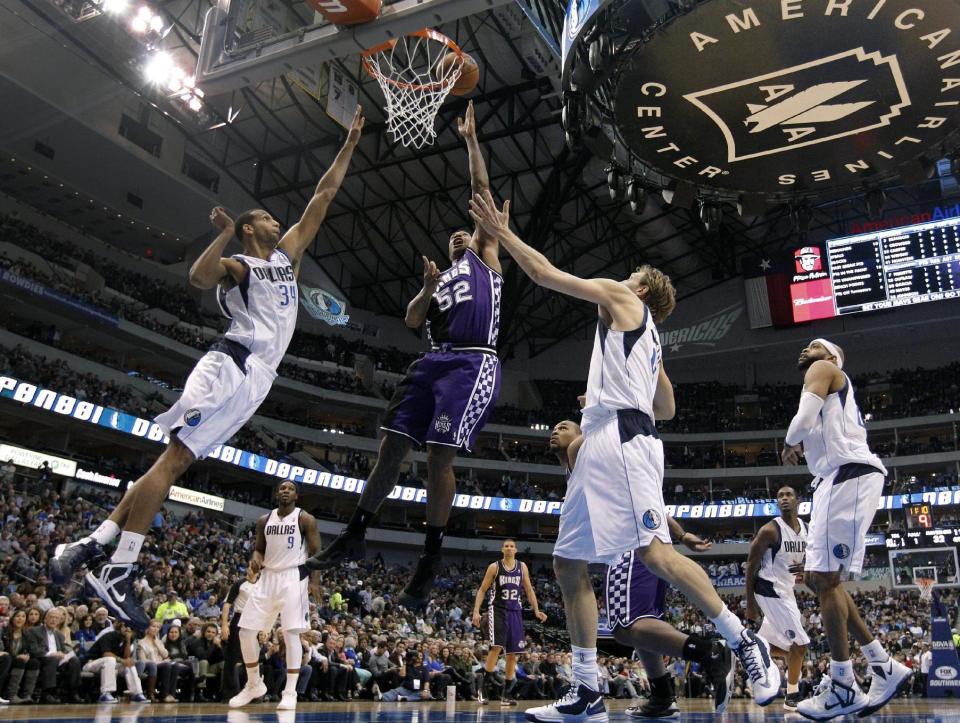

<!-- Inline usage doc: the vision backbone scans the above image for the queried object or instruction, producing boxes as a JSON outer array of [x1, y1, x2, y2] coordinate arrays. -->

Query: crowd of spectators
[[0, 458, 948, 708]]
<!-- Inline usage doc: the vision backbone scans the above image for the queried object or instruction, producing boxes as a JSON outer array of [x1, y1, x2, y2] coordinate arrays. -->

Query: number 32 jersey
[[490, 560, 523, 612], [426, 248, 502, 349]]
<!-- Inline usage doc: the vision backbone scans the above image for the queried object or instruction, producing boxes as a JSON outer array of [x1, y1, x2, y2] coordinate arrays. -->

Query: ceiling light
[[149, 15, 163, 32], [188, 97, 202, 112], [101, 0, 128, 14], [131, 16, 148, 33], [144, 52, 173, 84]]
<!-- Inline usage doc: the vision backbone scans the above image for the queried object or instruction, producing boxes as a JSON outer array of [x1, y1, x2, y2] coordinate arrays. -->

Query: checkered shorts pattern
[[456, 353, 499, 447], [604, 549, 666, 631], [605, 550, 633, 628], [489, 275, 503, 344]]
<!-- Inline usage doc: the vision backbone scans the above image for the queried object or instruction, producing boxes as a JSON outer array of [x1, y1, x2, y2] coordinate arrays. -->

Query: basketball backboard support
[[195, 0, 513, 96], [889, 547, 960, 590]]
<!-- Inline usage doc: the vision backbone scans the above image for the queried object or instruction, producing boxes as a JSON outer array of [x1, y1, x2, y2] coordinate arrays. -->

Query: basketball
[[439, 52, 479, 96]]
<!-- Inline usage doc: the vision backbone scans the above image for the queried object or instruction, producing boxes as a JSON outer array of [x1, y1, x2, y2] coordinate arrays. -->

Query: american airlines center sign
[[612, 0, 960, 198]]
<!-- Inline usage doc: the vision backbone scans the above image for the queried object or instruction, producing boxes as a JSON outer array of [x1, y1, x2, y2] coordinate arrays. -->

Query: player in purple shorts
[[550, 420, 737, 718], [472, 539, 548, 706], [305, 102, 501, 608]]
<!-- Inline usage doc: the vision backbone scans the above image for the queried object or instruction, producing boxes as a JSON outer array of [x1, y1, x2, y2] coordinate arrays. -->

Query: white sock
[[709, 607, 746, 647], [861, 639, 889, 664], [110, 532, 145, 564], [86, 520, 120, 546], [787, 682, 800, 694], [284, 672, 298, 695], [571, 646, 598, 692], [830, 659, 854, 686]]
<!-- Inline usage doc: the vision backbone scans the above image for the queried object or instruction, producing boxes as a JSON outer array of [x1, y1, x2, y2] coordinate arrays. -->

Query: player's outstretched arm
[[520, 562, 547, 622], [458, 101, 500, 272], [189, 207, 246, 289], [405, 255, 440, 328], [469, 191, 630, 307], [744, 522, 777, 623], [280, 105, 364, 265], [471, 562, 498, 627]]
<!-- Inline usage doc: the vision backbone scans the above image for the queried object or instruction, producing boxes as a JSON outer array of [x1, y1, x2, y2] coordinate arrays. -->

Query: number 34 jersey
[[490, 560, 523, 611], [217, 249, 298, 370], [426, 248, 502, 350]]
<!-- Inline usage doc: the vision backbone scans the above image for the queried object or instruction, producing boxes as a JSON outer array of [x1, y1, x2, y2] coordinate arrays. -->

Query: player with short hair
[[745, 485, 810, 711], [550, 419, 736, 718], [229, 480, 321, 710], [471, 539, 548, 706], [306, 102, 501, 609], [782, 339, 911, 720], [469, 191, 779, 723], [49, 108, 364, 631]]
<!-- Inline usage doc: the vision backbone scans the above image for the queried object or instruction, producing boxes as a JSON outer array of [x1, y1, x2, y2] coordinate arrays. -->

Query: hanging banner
[[299, 284, 350, 327]]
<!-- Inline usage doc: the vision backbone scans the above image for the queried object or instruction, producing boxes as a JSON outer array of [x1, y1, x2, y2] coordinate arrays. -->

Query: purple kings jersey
[[490, 560, 523, 612], [426, 248, 502, 349]]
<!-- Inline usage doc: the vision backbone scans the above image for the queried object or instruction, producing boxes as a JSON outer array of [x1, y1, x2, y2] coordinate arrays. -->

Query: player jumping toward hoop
[[469, 191, 779, 723], [305, 102, 501, 609], [50, 108, 364, 631], [782, 339, 911, 720], [471, 539, 548, 706], [550, 419, 736, 718], [745, 485, 810, 711]]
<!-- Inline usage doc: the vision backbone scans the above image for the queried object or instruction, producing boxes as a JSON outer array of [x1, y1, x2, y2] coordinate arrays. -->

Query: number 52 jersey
[[381, 247, 502, 453]]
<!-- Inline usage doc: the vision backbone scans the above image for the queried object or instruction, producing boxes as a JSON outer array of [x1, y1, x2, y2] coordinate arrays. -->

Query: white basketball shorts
[[757, 593, 810, 651], [155, 342, 276, 460], [239, 567, 310, 633], [805, 462, 884, 577], [553, 409, 670, 564]]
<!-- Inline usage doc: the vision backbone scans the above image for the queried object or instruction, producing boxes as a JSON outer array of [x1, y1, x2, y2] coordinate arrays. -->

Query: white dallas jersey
[[262, 507, 305, 571], [217, 249, 298, 370], [582, 305, 661, 419], [758, 517, 808, 599], [801, 372, 886, 478]]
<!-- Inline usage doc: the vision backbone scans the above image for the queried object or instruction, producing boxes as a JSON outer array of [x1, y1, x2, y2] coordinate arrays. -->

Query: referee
[[220, 568, 258, 700]]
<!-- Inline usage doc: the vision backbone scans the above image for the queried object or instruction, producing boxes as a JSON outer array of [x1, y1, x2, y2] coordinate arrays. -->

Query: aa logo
[[684, 48, 910, 163]]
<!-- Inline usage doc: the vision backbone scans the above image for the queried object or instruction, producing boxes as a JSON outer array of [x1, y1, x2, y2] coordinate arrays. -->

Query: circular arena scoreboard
[[784, 215, 960, 324]]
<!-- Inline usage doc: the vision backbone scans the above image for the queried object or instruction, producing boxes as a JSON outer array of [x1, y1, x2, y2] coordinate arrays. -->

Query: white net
[[363, 30, 463, 149], [917, 577, 935, 602]]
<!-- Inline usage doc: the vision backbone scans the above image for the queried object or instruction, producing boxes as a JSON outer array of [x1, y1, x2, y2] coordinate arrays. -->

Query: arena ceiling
[[10, 0, 954, 358]]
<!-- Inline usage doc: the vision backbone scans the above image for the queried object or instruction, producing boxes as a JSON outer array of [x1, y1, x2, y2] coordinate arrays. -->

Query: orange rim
[[362, 28, 464, 92]]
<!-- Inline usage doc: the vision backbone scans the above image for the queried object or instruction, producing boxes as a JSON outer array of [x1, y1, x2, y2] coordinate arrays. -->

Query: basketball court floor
[[2, 699, 958, 722]]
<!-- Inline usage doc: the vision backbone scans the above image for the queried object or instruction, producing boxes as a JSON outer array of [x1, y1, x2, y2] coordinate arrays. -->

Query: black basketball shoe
[[627, 673, 680, 719], [397, 553, 442, 609], [304, 528, 366, 571], [50, 539, 106, 585]]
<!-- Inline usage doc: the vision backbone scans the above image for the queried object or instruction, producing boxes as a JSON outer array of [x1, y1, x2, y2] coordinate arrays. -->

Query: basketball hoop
[[362, 29, 463, 149], [917, 577, 935, 603]]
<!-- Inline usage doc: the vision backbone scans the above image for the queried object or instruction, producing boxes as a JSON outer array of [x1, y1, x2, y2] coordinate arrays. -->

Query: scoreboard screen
[[885, 527, 960, 549], [906, 503, 935, 529], [827, 217, 960, 316], [784, 216, 960, 324]]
